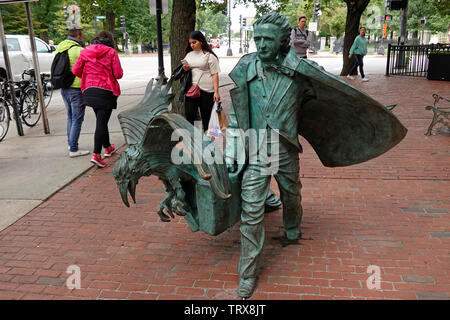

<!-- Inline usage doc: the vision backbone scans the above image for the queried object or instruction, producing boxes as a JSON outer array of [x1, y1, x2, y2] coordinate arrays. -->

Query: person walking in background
[[290, 16, 310, 59], [72, 31, 123, 168], [182, 31, 221, 131], [347, 27, 369, 82], [56, 28, 89, 158]]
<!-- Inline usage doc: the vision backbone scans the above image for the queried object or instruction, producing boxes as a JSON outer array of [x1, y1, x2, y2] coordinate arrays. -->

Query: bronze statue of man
[[114, 11, 406, 301], [225, 12, 312, 298]]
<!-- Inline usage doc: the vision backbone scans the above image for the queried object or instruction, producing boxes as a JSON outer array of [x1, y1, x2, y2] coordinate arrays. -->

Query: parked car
[[210, 37, 220, 48], [0, 35, 55, 81]]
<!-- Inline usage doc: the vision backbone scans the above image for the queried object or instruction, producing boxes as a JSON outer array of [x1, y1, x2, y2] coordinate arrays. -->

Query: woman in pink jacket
[[72, 31, 123, 168]]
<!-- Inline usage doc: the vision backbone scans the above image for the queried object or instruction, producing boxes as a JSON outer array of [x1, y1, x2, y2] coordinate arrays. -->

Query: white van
[[0, 35, 55, 81]]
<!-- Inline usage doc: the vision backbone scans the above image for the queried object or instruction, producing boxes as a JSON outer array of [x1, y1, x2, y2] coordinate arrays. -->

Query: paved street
[[0, 52, 449, 300], [118, 50, 387, 81]]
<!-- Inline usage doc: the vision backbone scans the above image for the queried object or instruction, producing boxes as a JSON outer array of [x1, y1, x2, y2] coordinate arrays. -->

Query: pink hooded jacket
[[72, 44, 123, 96]]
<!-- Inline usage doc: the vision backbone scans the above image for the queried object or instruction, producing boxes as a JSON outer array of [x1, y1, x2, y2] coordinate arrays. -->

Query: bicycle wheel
[[43, 81, 53, 107], [21, 88, 41, 127], [0, 98, 11, 141]]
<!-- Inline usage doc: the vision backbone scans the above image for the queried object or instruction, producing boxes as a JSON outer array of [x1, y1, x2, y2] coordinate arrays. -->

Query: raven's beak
[[128, 179, 137, 204], [119, 183, 130, 207]]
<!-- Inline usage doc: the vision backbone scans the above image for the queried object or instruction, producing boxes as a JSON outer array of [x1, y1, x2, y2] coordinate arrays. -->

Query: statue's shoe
[[237, 277, 257, 298]]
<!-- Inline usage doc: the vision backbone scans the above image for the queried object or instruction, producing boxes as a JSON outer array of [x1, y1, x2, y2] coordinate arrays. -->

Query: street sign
[[96, 15, 106, 19], [309, 22, 317, 32], [241, 26, 253, 31], [149, 0, 168, 15]]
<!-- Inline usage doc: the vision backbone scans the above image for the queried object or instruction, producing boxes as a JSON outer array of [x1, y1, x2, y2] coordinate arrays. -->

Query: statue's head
[[113, 145, 142, 207], [253, 12, 291, 63]]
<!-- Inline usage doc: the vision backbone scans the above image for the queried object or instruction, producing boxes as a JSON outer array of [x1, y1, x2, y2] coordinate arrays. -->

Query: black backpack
[[50, 44, 77, 89]]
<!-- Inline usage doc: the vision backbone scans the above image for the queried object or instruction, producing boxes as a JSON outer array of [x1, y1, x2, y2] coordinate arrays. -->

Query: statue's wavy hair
[[253, 12, 291, 55]]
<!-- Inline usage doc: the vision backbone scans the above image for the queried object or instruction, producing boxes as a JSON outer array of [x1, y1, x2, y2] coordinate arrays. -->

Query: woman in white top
[[182, 31, 221, 131]]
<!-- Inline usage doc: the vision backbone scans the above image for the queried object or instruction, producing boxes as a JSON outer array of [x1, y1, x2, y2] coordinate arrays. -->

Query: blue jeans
[[349, 54, 365, 78], [61, 88, 85, 152]]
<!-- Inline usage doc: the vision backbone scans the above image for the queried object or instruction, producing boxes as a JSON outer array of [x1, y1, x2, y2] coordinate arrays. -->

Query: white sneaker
[[361, 77, 369, 82], [347, 75, 355, 80], [69, 149, 90, 158]]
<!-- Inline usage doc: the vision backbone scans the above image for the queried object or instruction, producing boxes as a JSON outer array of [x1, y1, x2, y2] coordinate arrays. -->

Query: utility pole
[[155, 0, 167, 83], [226, 0, 232, 56], [239, 15, 243, 54], [25, 2, 49, 134], [420, 17, 426, 45], [312, 0, 321, 53], [150, 0, 168, 83], [92, 2, 99, 34], [120, 15, 129, 54]]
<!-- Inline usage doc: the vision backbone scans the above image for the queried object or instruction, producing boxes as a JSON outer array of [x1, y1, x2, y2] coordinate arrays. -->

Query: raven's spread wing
[[141, 113, 232, 201], [117, 78, 175, 146]]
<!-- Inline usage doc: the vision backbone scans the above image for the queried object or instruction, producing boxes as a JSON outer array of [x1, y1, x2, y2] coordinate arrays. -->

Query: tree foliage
[[196, 6, 228, 38]]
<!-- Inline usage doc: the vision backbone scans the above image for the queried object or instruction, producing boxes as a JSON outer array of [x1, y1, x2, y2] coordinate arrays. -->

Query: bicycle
[[12, 69, 52, 127], [22, 68, 53, 108], [14, 74, 41, 127], [0, 80, 11, 141], [0, 72, 48, 141]]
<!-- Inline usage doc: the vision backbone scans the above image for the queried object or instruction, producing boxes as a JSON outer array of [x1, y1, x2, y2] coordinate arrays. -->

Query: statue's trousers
[[238, 147, 303, 279]]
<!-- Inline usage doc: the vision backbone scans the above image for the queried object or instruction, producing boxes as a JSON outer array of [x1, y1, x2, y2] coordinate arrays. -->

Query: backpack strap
[[296, 27, 308, 39]]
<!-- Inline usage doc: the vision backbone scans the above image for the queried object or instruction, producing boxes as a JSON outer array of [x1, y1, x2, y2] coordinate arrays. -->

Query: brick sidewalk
[[0, 75, 448, 300]]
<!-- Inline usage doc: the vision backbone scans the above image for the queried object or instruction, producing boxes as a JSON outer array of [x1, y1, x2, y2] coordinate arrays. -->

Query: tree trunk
[[340, 0, 370, 76], [169, 0, 196, 115], [106, 11, 115, 34], [40, 29, 49, 43]]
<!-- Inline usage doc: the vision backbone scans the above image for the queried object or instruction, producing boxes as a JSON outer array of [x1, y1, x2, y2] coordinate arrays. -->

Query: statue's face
[[254, 23, 282, 63]]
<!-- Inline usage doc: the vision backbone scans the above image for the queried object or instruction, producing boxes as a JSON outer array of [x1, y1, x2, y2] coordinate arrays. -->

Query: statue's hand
[[225, 157, 237, 173]]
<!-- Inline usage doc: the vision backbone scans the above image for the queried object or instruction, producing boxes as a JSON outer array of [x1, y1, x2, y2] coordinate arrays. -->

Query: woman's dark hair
[[184, 30, 218, 58], [91, 31, 115, 48]]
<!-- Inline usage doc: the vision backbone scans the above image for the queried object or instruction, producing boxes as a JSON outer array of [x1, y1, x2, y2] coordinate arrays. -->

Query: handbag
[[185, 68, 204, 98], [185, 54, 209, 98], [185, 83, 201, 98]]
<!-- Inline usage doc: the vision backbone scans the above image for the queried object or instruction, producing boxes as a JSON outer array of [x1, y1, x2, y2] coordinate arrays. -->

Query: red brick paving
[[0, 75, 449, 300]]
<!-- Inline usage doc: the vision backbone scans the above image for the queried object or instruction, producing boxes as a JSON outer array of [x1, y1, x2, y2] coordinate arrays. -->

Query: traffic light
[[120, 15, 126, 33], [243, 17, 247, 26], [239, 15, 242, 26], [388, 0, 407, 10], [314, 2, 321, 17], [63, 6, 69, 19], [384, 14, 392, 21]]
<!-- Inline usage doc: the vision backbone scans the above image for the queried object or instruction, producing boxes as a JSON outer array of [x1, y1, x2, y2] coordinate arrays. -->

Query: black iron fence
[[386, 43, 450, 77]]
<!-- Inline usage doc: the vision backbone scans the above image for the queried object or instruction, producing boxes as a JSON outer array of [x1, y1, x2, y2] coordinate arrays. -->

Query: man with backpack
[[290, 16, 310, 59], [53, 28, 89, 157]]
